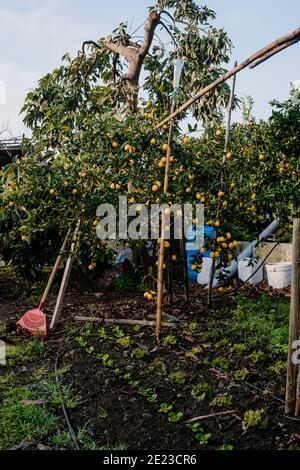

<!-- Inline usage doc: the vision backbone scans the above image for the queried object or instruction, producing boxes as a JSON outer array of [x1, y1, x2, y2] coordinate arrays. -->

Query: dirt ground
[[0, 268, 299, 450]]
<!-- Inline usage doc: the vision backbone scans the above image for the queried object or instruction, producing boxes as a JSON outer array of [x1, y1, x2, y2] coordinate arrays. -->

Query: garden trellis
[[152, 26, 300, 416]]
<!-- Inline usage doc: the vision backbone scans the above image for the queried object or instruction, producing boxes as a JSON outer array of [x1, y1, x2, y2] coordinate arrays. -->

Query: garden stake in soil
[[50, 219, 81, 330], [156, 59, 184, 342], [16, 228, 71, 339], [285, 218, 300, 415]]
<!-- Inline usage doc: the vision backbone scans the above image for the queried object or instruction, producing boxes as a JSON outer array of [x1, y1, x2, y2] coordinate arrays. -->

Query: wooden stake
[[156, 100, 176, 341], [154, 27, 300, 130], [296, 364, 300, 417], [285, 218, 300, 414], [50, 219, 81, 329]]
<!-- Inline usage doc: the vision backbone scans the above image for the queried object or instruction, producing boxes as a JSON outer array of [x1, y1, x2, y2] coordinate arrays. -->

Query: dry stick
[[250, 38, 300, 70], [74, 315, 177, 328], [156, 100, 176, 341], [207, 63, 237, 305], [184, 409, 237, 424], [285, 218, 300, 414], [154, 27, 300, 130]]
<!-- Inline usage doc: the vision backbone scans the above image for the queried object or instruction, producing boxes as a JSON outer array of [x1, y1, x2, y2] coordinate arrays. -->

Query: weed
[[97, 407, 108, 419], [247, 350, 265, 364], [98, 327, 108, 340], [0, 385, 59, 449]]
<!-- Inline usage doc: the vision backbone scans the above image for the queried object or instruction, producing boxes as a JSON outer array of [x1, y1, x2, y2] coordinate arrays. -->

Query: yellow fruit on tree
[[152, 184, 159, 192], [155, 180, 162, 188], [150, 138, 156, 145], [72, 188, 78, 195], [164, 241, 170, 248], [259, 154, 265, 161], [162, 143, 169, 151], [216, 129, 222, 137], [215, 220, 220, 227], [183, 136, 190, 145], [112, 141, 119, 148], [88, 263, 96, 271], [110, 183, 116, 190], [232, 240, 239, 248], [218, 191, 225, 197], [251, 193, 256, 200], [172, 254, 177, 261], [186, 187, 191, 193], [49, 188, 55, 195], [200, 196, 205, 203], [115, 183, 121, 190], [196, 193, 202, 200], [226, 232, 232, 239], [191, 265, 197, 271], [129, 197, 136, 204], [124, 144, 131, 152], [226, 152, 233, 159]]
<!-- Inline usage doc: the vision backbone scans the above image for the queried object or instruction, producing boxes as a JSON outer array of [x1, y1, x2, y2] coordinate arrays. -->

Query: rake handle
[[38, 228, 72, 310]]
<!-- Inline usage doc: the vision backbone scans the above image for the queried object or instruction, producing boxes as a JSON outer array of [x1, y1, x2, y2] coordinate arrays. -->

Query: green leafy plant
[[234, 368, 250, 382], [117, 336, 132, 348], [211, 394, 233, 409], [191, 382, 213, 401], [98, 327, 108, 340], [195, 431, 211, 445], [162, 335, 177, 346], [242, 409, 268, 431], [230, 343, 247, 355], [147, 394, 158, 403], [167, 411, 184, 423], [218, 444, 234, 450], [247, 350, 265, 364], [268, 360, 286, 375], [185, 347, 203, 358], [113, 325, 125, 338], [211, 357, 230, 370], [158, 403, 173, 413], [131, 348, 149, 359], [169, 371, 186, 385]]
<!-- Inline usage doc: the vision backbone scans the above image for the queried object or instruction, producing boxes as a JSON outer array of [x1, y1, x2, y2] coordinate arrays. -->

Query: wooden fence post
[[285, 218, 300, 414]]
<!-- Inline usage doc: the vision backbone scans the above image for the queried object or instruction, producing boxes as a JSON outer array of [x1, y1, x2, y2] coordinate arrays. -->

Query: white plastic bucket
[[238, 258, 263, 285], [265, 262, 292, 289]]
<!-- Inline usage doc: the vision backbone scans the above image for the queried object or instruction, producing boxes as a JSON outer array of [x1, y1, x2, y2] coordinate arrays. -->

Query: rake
[[16, 228, 71, 338]]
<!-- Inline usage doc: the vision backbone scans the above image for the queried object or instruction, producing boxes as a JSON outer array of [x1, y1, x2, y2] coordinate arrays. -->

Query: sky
[[0, 0, 299, 137]]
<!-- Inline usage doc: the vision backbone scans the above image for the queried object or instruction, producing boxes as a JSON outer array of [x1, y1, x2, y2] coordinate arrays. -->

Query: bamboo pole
[[207, 62, 237, 305], [285, 218, 300, 414], [154, 27, 300, 130], [156, 101, 176, 341]]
